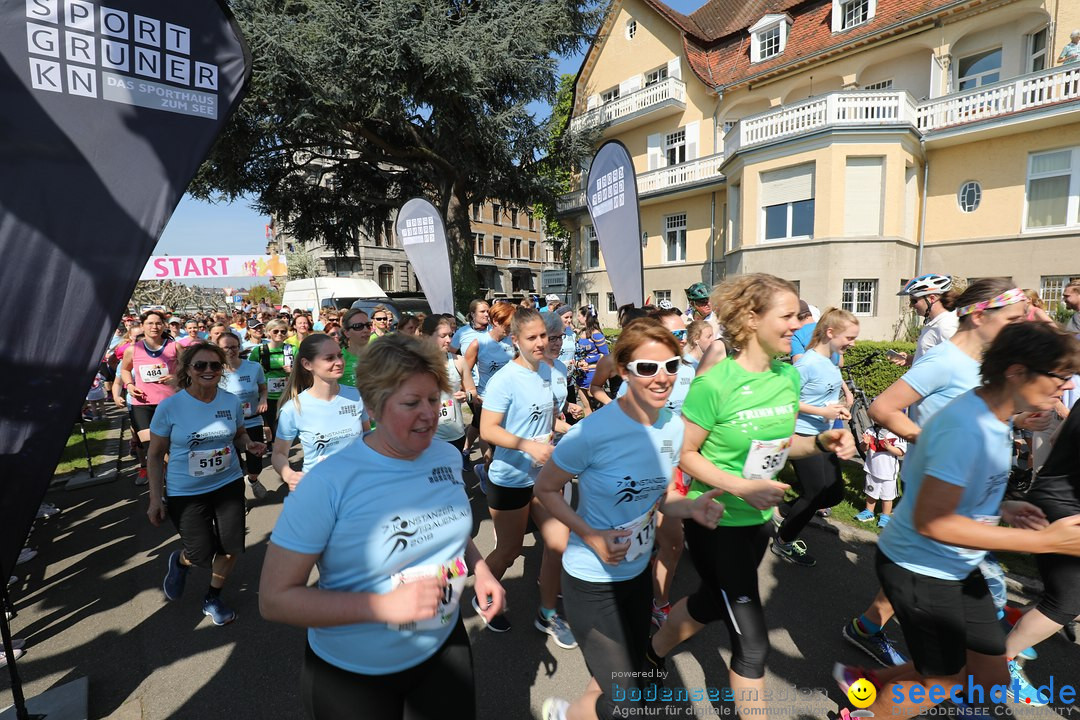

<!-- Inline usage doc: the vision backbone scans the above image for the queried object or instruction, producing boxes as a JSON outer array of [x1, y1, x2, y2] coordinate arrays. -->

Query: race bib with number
[[437, 399, 456, 425], [188, 446, 233, 478], [388, 556, 468, 632], [138, 363, 167, 383], [267, 377, 287, 394], [742, 437, 792, 481], [530, 433, 553, 467], [242, 401, 254, 417], [613, 502, 659, 563], [974, 514, 1002, 527]]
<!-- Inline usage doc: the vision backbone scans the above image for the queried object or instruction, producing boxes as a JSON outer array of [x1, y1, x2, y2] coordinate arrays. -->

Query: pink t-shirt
[[131, 339, 179, 406]]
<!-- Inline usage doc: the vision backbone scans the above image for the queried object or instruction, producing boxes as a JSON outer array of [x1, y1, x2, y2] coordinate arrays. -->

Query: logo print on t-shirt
[[188, 431, 209, 449], [527, 404, 544, 424], [312, 433, 329, 451], [614, 476, 645, 505], [383, 516, 419, 559]]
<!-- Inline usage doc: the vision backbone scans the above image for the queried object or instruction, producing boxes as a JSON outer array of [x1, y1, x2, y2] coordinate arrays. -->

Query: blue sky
[[159, 0, 706, 271]]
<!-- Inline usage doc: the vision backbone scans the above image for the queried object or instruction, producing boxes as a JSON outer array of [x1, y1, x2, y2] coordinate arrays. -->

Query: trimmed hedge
[[842, 340, 916, 398]]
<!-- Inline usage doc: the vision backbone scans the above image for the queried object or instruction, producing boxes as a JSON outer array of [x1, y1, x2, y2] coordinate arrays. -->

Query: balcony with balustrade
[[571, 77, 686, 135], [557, 151, 726, 214]]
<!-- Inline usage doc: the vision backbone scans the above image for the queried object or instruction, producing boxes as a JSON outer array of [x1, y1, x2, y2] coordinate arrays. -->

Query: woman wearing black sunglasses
[[340, 308, 371, 388], [146, 342, 267, 626]]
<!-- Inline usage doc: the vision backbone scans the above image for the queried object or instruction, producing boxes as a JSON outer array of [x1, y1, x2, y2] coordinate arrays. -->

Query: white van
[[281, 278, 388, 313]]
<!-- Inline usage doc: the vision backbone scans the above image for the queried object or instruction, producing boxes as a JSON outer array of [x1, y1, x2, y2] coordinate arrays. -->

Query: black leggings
[[778, 439, 843, 543], [264, 398, 280, 436], [561, 569, 654, 719], [300, 618, 474, 720], [238, 425, 264, 476], [683, 521, 772, 679]]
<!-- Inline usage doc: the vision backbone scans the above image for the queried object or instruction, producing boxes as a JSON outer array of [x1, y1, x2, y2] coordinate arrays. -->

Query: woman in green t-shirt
[[339, 308, 371, 387], [646, 273, 855, 718], [249, 318, 294, 435]]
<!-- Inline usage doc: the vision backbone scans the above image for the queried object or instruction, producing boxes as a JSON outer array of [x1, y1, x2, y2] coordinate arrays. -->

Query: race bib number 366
[[742, 437, 792, 481]]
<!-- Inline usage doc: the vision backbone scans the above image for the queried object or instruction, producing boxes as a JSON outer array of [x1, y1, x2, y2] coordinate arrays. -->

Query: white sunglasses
[[626, 357, 681, 378]]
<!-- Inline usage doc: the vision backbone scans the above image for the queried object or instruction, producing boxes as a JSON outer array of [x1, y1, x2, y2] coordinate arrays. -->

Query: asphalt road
[[3, 440, 1078, 719]]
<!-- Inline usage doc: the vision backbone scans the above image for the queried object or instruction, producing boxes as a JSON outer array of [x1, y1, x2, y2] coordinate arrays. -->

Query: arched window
[[378, 264, 394, 292]]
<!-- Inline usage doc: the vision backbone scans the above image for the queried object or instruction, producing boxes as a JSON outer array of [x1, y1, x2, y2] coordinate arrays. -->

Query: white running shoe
[[16, 548, 37, 565]]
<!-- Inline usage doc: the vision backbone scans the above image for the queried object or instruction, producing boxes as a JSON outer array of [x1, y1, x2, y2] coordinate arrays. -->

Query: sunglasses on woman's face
[[348, 322, 372, 330], [373, 316, 388, 322], [192, 361, 224, 372], [671, 329, 687, 341], [269, 329, 287, 335], [626, 357, 681, 378]]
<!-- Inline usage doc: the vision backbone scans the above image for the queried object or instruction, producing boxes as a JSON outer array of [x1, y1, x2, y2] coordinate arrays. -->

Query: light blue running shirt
[[271, 438, 472, 674], [559, 329, 576, 370], [902, 340, 981, 427], [218, 360, 266, 429], [614, 359, 695, 415], [483, 361, 556, 488], [150, 389, 244, 496], [794, 349, 843, 434], [878, 390, 1012, 580], [551, 360, 568, 414], [472, 333, 516, 396], [276, 386, 366, 471], [554, 401, 683, 582]]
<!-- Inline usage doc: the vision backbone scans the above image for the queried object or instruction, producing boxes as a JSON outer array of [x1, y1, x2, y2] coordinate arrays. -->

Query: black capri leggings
[[561, 568, 654, 719], [264, 398, 280, 436], [1027, 480, 1080, 625], [166, 478, 246, 568], [683, 520, 773, 679], [238, 425, 265, 476], [778, 437, 844, 543], [300, 618, 474, 720]]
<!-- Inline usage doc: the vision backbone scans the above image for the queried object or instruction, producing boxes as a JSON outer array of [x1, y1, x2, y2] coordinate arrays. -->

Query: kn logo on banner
[[25, 0, 221, 118]]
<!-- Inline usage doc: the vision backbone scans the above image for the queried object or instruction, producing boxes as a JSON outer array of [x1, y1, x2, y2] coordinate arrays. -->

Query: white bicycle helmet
[[897, 273, 952, 298]]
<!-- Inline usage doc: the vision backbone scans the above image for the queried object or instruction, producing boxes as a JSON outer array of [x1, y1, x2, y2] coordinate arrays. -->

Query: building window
[[528, 240, 536, 261], [665, 129, 686, 166], [862, 79, 893, 90], [492, 203, 502, 225], [511, 208, 519, 228], [834, 0, 874, 31], [758, 25, 781, 60], [1026, 148, 1075, 229], [528, 213, 535, 231], [957, 48, 1001, 90], [761, 163, 815, 241], [607, 293, 617, 312], [645, 65, 668, 86], [584, 225, 600, 268], [749, 15, 791, 62], [1028, 27, 1049, 73], [600, 86, 620, 104], [586, 293, 599, 312], [665, 213, 687, 263], [625, 19, 636, 40], [842, 279, 877, 316], [472, 203, 483, 222], [1041, 275, 1077, 311], [378, 264, 395, 292], [654, 290, 671, 306], [958, 181, 982, 213], [493, 235, 503, 257], [473, 232, 485, 255]]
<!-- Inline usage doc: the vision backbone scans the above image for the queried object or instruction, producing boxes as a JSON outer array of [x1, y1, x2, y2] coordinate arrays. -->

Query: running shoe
[[877, 514, 891, 529], [162, 550, 188, 601], [248, 479, 268, 500], [7, 576, 16, 588], [0, 648, 25, 669], [202, 595, 237, 626], [771, 508, 785, 532], [471, 595, 510, 632], [535, 611, 578, 649], [770, 538, 816, 567], [473, 463, 490, 495], [36, 503, 60, 519], [817, 507, 832, 518], [651, 601, 671, 628], [15, 548, 36, 565], [541, 697, 570, 720], [9, 638, 25, 651], [1006, 660, 1049, 706], [842, 619, 907, 666], [135, 467, 149, 486], [854, 509, 875, 523], [832, 663, 880, 696]]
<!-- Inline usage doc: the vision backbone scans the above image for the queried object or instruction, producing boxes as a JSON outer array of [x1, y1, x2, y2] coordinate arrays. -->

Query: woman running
[[339, 308, 371, 388], [423, 314, 476, 455], [288, 314, 314, 348], [396, 314, 420, 336], [542, 312, 580, 422], [463, 302, 516, 482], [575, 307, 608, 408], [772, 308, 860, 567], [369, 305, 393, 342], [216, 333, 269, 501], [259, 334, 505, 720], [249, 319, 294, 437], [535, 318, 726, 720], [120, 310, 179, 486], [147, 342, 267, 625], [647, 274, 854, 718], [475, 307, 574, 647], [683, 320, 714, 370], [835, 322, 1080, 718], [842, 280, 1033, 669], [271, 335, 369, 491]]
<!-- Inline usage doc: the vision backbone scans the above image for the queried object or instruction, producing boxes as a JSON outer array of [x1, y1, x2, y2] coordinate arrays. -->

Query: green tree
[[192, 0, 601, 308], [247, 283, 282, 306], [534, 72, 581, 267], [286, 247, 322, 281]]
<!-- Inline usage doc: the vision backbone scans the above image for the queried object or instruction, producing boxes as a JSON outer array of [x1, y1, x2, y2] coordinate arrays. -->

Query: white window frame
[[956, 47, 1002, 91], [654, 290, 672, 306], [749, 15, 790, 63], [473, 232, 485, 255], [832, 0, 875, 32], [862, 79, 893, 90], [625, 19, 636, 40], [841, 279, 877, 316], [492, 203, 502, 225], [665, 129, 686, 167], [1028, 27, 1049, 73], [1041, 275, 1077, 312], [511, 208, 519, 228], [600, 86, 620, 104], [1024, 147, 1079, 232], [644, 65, 668, 86], [957, 181, 981, 213], [664, 213, 687, 264], [607, 293, 617, 312], [493, 234, 503, 258], [585, 225, 600, 269], [586, 293, 599, 312]]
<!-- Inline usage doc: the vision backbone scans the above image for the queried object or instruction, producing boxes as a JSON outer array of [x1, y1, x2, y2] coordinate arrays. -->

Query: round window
[[958, 181, 981, 213]]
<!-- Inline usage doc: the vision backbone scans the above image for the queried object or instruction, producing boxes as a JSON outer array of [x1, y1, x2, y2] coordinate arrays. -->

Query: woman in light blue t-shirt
[[261, 334, 505, 720], [271, 335, 369, 491], [534, 318, 724, 720]]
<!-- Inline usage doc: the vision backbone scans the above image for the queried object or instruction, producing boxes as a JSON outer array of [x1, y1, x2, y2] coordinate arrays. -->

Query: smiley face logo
[[847, 678, 876, 709]]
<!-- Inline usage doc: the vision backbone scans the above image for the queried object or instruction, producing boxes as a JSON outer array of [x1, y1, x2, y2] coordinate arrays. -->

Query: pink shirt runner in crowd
[[131, 339, 179, 406]]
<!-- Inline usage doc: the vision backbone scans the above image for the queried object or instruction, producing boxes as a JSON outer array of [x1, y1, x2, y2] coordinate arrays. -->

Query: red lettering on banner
[[217, 257, 229, 275], [202, 257, 216, 276], [154, 258, 169, 277], [169, 258, 183, 275], [183, 258, 199, 276]]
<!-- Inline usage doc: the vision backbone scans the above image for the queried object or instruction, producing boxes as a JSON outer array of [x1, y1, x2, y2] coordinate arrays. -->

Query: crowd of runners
[[7, 275, 1080, 718]]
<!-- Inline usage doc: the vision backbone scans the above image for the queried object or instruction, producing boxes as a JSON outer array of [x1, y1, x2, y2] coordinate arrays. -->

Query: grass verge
[[55, 420, 114, 476]]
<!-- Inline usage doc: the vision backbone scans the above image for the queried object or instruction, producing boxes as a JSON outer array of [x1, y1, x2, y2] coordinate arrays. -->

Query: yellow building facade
[[559, 0, 1080, 337]]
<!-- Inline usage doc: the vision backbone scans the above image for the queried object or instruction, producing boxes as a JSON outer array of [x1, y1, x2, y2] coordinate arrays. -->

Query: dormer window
[[832, 0, 875, 32], [749, 15, 791, 63], [626, 19, 637, 39]]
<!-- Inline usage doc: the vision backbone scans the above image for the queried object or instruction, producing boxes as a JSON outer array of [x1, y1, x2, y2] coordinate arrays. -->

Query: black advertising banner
[[585, 140, 643, 309], [396, 198, 455, 316], [0, 0, 250, 583]]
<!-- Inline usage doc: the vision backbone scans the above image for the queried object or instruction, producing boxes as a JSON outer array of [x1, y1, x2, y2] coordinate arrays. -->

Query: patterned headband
[[956, 288, 1026, 317]]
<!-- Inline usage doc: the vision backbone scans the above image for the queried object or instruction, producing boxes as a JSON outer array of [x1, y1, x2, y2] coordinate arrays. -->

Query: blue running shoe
[[163, 550, 188, 601], [474, 463, 490, 495], [202, 595, 237, 626], [877, 514, 892, 529], [1007, 660, 1049, 706], [842, 619, 907, 666], [855, 509, 875, 523]]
